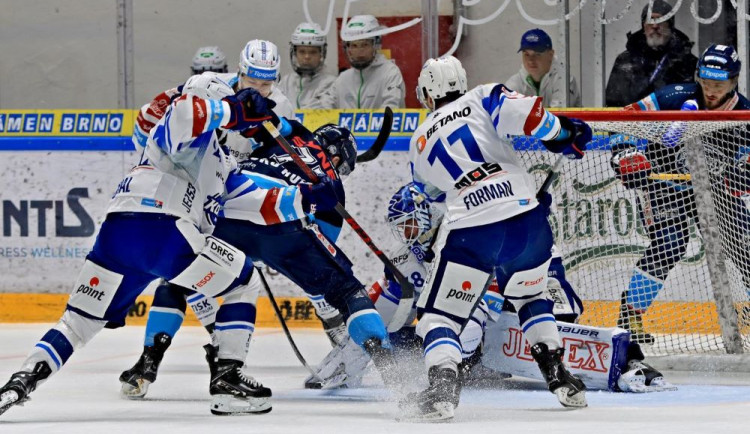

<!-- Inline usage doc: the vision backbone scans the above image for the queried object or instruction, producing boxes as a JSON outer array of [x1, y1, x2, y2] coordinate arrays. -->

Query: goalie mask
[[314, 124, 357, 177], [387, 183, 433, 246]]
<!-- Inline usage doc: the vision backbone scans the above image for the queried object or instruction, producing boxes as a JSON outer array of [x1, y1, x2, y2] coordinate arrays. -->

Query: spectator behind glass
[[605, 0, 698, 107], [191, 46, 228, 74], [330, 15, 405, 108], [504, 28, 581, 108], [278, 22, 337, 109]]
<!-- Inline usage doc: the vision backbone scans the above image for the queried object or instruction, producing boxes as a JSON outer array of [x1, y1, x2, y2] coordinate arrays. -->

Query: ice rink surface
[[1, 324, 749, 434]]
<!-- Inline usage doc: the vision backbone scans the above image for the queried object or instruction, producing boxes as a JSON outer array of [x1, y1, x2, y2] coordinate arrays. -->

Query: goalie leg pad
[[305, 337, 370, 390], [169, 235, 247, 298]]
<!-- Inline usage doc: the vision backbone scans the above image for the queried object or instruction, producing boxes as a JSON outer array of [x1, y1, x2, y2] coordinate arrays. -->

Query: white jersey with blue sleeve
[[108, 93, 235, 232], [409, 84, 562, 230]]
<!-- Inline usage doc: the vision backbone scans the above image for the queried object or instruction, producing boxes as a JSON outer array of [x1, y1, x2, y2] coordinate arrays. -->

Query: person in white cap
[[279, 22, 337, 109], [330, 14, 405, 108]]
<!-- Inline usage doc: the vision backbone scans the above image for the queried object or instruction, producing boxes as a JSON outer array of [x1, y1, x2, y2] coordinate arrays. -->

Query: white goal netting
[[519, 111, 750, 356]]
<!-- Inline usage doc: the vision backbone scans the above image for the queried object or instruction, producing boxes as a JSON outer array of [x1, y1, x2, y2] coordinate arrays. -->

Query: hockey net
[[518, 110, 750, 357]]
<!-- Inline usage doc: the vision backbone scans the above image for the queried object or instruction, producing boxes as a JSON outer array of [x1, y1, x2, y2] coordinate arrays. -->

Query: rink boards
[[0, 108, 734, 335]]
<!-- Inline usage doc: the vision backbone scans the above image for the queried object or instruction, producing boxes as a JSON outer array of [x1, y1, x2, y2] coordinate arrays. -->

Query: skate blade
[[397, 401, 455, 422], [617, 376, 678, 393], [555, 387, 587, 408], [0, 390, 26, 416], [120, 378, 151, 399], [210, 394, 272, 415]]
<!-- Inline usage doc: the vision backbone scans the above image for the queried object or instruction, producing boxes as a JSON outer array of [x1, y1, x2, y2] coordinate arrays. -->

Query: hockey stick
[[255, 267, 322, 381], [538, 154, 566, 195], [649, 173, 692, 181], [355, 107, 393, 163], [262, 121, 414, 332]]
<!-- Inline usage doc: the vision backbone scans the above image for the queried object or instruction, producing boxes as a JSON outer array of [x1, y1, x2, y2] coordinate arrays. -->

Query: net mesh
[[518, 114, 750, 356]]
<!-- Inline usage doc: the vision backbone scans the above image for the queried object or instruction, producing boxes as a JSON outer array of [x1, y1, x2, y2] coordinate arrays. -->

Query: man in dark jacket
[[605, 0, 698, 107]]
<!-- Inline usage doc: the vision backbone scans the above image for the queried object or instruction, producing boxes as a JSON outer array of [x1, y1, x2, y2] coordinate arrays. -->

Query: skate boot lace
[[236, 366, 262, 388]]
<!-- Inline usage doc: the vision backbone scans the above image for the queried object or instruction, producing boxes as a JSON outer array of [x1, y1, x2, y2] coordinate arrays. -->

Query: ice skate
[[530, 343, 587, 408], [210, 359, 271, 415], [398, 367, 461, 422], [204, 344, 219, 380], [617, 292, 655, 345], [119, 332, 172, 399], [0, 361, 51, 416], [362, 337, 399, 388], [617, 343, 676, 392]]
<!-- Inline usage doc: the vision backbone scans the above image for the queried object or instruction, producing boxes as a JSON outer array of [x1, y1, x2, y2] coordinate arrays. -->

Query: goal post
[[518, 109, 750, 356]]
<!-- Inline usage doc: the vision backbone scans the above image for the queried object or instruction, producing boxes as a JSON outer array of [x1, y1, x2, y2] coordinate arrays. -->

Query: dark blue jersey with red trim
[[236, 120, 345, 240]]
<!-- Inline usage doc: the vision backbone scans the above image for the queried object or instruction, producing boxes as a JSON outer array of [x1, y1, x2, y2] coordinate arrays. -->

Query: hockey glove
[[543, 116, 591, 159], [536, 191, 553, 216], [724, 153, 750, 200], [222, 88, 279, 133], [299, 176, 343, 214], [610, 136, 652, 190]]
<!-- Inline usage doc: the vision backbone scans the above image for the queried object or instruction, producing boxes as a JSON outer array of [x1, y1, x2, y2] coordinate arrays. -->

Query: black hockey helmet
[[314, 124, 357, 177]]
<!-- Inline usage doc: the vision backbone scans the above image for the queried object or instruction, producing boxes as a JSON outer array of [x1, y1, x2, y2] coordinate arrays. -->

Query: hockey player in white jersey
[[0, 75, 341, 418], [402, 56, 593, 420], [309, 184, 674, 395], [133, 39, 295, 157]]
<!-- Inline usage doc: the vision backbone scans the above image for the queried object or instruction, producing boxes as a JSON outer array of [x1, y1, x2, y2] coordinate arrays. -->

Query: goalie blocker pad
[[482, 312, 630, 391]]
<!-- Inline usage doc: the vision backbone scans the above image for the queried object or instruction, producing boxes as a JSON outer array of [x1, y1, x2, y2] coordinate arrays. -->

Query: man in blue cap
[[505, 28, 581, 108]]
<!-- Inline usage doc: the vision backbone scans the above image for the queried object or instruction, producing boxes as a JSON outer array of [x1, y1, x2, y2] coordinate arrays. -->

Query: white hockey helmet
[[290, 22, 327, 75], [239, 39, 280, 81], [182, 73, 234, 100], [191, 46, 228, 74], [417, 55, 468, 109]]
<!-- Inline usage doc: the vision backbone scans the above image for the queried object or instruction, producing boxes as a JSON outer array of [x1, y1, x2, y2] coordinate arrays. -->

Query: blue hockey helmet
[[314, 124, 357, 177], [386, 183, 433, 245], [697, 44, 741, 81]]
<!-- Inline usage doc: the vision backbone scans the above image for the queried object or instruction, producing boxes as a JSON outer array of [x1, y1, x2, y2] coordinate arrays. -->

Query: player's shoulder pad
[[652, 83, 700, 109]]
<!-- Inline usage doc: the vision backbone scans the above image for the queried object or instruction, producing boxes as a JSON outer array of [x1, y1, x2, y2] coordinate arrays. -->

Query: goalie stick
[[355, 107, 393, 163], [256, 267, 322, 381], [262, 121, 415, 333]]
